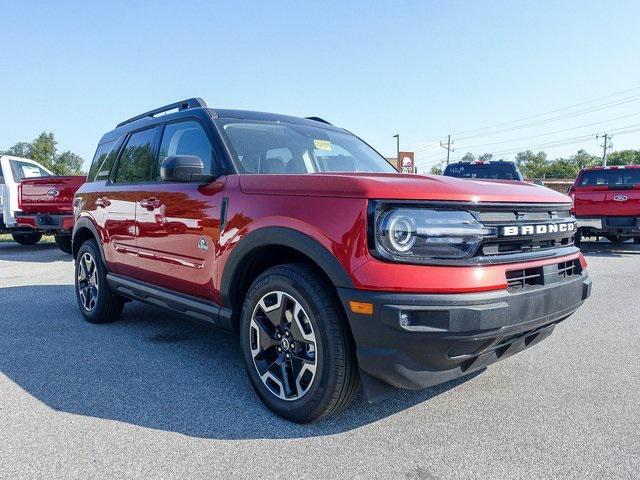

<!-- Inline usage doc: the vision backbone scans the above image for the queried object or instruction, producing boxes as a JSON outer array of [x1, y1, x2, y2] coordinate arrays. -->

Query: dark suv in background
[[72, 98, 590, 422], [443, 160, 524, 181]]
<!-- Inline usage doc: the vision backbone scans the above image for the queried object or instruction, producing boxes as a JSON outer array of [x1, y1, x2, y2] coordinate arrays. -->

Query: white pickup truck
[[0, 155, 84, 252]]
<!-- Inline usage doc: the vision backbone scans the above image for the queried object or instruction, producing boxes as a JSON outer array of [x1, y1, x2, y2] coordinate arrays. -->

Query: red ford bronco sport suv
[[72, 98, 591, 422]]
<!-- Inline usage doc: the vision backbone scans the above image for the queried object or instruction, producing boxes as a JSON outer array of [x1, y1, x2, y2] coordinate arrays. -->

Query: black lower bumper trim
[[338, 272, 591, 396]]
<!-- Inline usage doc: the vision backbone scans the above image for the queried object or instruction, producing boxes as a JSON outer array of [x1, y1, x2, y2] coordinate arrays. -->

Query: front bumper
[[338, 271, 591, 395]]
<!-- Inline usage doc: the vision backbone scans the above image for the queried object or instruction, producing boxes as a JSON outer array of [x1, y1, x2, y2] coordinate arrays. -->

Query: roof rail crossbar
[[305, 116, 333, 125], [116, 98, 208, 128]]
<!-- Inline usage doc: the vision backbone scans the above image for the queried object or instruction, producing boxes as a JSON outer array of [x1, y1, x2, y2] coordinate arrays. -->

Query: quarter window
[[158, 121, 214, 177], [88, 140, 117, 181], [114, 128, 157, 183]]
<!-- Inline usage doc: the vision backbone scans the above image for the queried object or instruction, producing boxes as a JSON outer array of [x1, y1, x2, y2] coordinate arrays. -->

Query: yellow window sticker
[[313, 139, 332, 151]]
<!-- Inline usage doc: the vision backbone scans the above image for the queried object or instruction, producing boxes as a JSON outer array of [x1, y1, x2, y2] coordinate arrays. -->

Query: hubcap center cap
[[280, 338, 290, 351]]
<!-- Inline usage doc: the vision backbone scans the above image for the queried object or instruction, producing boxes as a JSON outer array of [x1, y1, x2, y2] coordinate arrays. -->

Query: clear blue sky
[[1, 0, 638, 172]]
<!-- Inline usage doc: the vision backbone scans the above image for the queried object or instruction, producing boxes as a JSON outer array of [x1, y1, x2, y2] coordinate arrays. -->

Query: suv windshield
[[220, 120, 396, 174], [578, 169, 640, 186], [443, 163, 521, 180]]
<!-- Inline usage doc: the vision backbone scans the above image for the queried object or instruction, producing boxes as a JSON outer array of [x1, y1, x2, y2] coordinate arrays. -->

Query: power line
[[439, 134, 454, 165], [453, 85, 640, 135], [597, 133, 613, 166], [407, 85, 640, 149], [449, 111, 640, 151]]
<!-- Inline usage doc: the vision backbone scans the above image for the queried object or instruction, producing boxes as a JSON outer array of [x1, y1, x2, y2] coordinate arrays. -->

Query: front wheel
[[239, 264, 360, 423], [54, 234, 72, 254], [11, 231, 42, 245], [75, 239, 124, 324]]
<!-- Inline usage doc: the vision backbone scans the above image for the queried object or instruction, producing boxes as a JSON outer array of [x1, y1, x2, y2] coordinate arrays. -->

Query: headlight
[[373, 204, 497, 263]]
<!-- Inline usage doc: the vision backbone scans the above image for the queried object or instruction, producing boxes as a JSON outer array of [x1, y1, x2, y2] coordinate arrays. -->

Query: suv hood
[[239, 173, 571, 204]]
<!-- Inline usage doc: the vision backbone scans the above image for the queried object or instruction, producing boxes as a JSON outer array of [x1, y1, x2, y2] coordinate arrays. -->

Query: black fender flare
[[219, 227, 355, 307], [72, 216, 106, 262]]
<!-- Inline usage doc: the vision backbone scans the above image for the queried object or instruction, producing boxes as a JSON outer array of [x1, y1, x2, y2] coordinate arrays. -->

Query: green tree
[[478, 153, 493, 162], [54, 151, 84, 175], [430, 163, 443, 175], [607, 149, 640, 166], [1, 142, 31, 158], [460, 152, 475, 162], [1, 132, 84, 175], [515, 150, 548, 178]]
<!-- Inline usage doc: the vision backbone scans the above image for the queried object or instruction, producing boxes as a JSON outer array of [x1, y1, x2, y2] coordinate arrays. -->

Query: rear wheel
[[239, 264, 360, 423], [75, 239, 124, 324], [54, 234, 72, 254], [11, 231, 42, 245]]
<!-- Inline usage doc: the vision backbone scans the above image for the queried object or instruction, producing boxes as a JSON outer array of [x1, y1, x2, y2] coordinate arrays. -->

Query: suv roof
[[100, 98, 343, 144], [581, 165, 640, 171]]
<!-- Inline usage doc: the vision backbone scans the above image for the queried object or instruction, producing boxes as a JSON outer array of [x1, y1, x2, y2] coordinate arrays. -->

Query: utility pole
[[392, 134, 400, 169], [597, 133, 612, 166], [440, 134, 454, 165]]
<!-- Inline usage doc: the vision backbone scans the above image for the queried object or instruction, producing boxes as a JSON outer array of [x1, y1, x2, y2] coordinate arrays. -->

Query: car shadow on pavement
[[579, 239, 640, 258], [0, 242, 71, 263], [0, 284, 482, 439]]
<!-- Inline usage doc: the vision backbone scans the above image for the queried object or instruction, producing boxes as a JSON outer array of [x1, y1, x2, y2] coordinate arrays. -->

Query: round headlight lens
[[384, 213, 416, 253]]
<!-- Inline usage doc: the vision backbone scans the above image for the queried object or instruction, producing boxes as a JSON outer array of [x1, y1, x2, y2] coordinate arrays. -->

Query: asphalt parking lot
[[0, 241, 638, 479]]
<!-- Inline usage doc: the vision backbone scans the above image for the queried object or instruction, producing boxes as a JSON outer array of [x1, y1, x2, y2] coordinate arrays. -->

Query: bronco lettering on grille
[[501, 222, 575, 237]]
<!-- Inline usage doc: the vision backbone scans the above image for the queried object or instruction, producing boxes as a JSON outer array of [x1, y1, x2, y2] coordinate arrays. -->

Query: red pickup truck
[[0, 155, 84, 253], [569, 165, 640, 244]]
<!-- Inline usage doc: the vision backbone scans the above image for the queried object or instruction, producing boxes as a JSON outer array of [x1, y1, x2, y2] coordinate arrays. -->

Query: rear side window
[[578, 169, 640, 186], [114, 128, 158, 183], [158, 120, 214, 177], [9, 160, 51, 182], [87, 140, 117, 182]]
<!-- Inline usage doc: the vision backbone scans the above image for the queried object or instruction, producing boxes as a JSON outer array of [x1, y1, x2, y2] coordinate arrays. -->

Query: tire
[[11, 231, 42, 245], [239, 263, 360, 423], [605, 235, 630, 244], [634, 237, 640, 244], [574, 229, 582, 248], [75, 239, 124, 324], [54, 234, 72, 254]]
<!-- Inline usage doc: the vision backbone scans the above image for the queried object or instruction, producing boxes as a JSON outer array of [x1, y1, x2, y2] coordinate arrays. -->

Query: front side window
[[158, 121, 214, 178], [114, 128, 157, 183], [219, 120, 395, 174], [10, 160, 51, 182]]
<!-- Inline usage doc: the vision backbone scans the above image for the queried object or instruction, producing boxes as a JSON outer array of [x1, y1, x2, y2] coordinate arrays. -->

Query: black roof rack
[[305, 116, 333, 125], [116, 98, 208, 128]]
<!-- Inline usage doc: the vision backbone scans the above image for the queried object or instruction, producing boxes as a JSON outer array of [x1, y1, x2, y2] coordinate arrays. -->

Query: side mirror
[[160, 155, 213, 183]]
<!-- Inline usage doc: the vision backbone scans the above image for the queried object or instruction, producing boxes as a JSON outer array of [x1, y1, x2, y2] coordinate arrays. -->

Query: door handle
[[95, 197, 111, 208], [140, 197, 161, 210]]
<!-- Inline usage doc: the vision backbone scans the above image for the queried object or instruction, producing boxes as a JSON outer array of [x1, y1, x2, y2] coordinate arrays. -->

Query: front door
[[102, 127, 160, 277], [135, 119, 224, 300]]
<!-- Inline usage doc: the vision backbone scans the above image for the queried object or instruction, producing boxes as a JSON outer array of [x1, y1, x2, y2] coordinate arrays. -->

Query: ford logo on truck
[[47, 189, 60, 197], [501, 222, 575, 237], [613, 195, 628, 202]]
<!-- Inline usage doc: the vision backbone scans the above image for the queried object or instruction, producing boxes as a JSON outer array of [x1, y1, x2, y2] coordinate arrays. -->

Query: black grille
[[506, 259, 582, 291], [506, 267, 543, 289], [470, 204, 576, 263], [557, 260, 581, 279]]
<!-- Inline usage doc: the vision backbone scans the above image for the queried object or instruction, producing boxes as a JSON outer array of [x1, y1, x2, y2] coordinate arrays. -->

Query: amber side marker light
[[349, 301, 374, 315]]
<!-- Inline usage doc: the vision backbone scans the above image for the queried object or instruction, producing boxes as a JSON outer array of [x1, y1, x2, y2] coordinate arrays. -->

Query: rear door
[[100, 127, 160, 278], [573, 169, 640, 217], [135, 119, 225, 299]]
